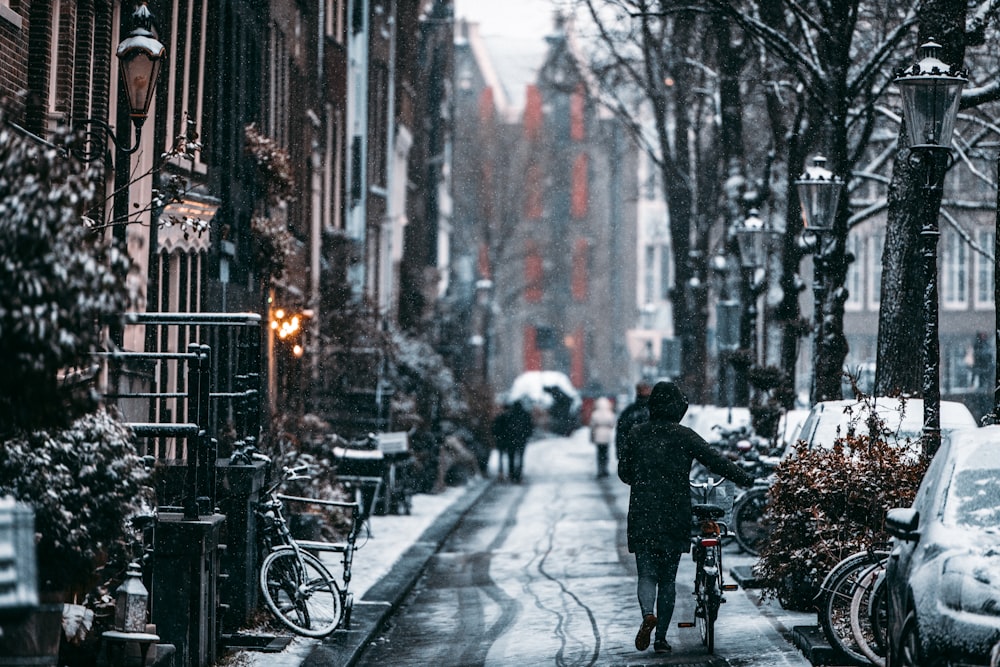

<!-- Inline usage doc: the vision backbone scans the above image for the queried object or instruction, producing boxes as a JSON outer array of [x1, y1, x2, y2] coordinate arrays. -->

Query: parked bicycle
[[729, 464, 779, 557], [329, 431, 414, 519], [677, 476, 740, 654], [815, 547, 890, 666], [850, 558, 888, 666], [255, 462, 363, 636]]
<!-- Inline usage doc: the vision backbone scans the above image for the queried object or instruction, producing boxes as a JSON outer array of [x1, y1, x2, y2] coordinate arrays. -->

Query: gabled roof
[[456, 20, 513, 121]]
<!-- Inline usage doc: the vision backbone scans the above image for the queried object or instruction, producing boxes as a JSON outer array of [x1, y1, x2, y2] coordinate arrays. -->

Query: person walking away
[[618, 380, 754, 654], [615, 382, 652, 460], [505, 401, 533, 482], [588, 397, 616, 478], [490, 403, 514, 481]]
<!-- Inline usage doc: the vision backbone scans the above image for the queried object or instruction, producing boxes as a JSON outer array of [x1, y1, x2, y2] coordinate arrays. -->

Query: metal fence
[[99, 312, 263, 518]]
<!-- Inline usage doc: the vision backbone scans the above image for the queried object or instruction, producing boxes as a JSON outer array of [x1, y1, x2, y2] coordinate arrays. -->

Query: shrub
[[0, 116, 130, 433], [753, 403, 928, 610], [0, 409, 151, 596]]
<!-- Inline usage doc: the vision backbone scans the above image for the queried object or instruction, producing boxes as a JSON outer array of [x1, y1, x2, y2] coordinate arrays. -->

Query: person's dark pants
[[595, 443, 609, 477], [508, 444, 525, 482], [635, 550, 683, 642]]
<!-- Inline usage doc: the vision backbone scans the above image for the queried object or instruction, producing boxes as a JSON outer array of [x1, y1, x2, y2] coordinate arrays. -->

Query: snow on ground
[[230, 464, 492, 667]]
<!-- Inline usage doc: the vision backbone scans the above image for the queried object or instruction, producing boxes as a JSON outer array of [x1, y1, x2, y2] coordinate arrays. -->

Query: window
[[975, 229, 994, 309], [524, 240, 543, 303], [643, 245, 655, 305], [570, 85, 585, 141], [524, 162, 543, 220], [571, 238, 589, 301], [943, 340, 975, 392], [571, 153, 588, 219], [845, 232, 863, 310], [331, 1, 347, 42], [0, 0, 21, 28], [868, 232, 884, 308], [942, 228, 968, 309], [165, 0, 210, 174]]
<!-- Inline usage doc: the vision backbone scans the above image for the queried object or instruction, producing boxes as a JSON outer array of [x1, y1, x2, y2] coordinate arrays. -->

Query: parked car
[[884, 425, 1000, 667], [794, 397, 978, 458], [680, 405, 751, 442], [775, 408, 810, 456]]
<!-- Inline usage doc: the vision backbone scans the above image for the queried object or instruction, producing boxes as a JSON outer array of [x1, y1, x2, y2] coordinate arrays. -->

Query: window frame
[[942, 228, 969, 310], [845, 231, 863, 311], [867, 231, 884, 309], [974, 228, 994, 310]]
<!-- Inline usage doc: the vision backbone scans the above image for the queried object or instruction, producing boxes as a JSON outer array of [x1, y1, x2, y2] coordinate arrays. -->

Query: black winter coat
[[618, 419, 754, 554]]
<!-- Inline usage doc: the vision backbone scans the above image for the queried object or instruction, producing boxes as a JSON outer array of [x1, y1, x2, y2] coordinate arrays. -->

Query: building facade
[[453, 17, 639, 403]]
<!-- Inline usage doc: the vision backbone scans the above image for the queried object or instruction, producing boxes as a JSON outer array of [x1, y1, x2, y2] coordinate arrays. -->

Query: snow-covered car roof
[[798, 397, 977, 452], [680, 405, 751, 442]]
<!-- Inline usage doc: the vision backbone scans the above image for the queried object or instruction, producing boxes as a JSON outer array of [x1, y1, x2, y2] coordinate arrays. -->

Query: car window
[[910, 440, 952, 514], [797, 411, 818, 447], [942, 466, 1000, 528]]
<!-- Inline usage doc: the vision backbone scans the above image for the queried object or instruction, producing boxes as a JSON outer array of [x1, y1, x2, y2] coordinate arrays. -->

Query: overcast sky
[[454, 0, 564, 110]]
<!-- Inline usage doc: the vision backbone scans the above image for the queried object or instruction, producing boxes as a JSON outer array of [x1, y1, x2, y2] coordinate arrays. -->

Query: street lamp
[[734, 209, 780, 372], [894, 40, 967, 456], [75, 1, 166, 161], [795, 156, 844, 404]]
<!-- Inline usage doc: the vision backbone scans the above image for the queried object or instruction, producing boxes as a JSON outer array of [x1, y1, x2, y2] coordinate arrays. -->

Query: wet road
[[355, 430, 813, 666]]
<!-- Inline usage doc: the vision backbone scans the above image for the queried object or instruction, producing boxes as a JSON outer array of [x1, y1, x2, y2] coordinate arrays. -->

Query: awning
[[157, 196, 219, 253]]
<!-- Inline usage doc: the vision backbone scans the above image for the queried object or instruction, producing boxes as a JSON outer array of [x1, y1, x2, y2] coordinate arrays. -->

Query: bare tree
[[573, 0, 760, 402], [876, 0, 1000, 398]]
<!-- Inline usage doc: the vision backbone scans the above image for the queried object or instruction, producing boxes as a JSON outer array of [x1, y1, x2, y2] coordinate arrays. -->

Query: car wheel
[[896, 611, 922, 667]]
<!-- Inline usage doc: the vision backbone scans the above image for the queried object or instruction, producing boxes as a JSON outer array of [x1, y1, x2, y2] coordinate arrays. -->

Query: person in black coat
[[614, 382, 651, 459], [490, 400, 534, 482], [618, 380, 755, 654]]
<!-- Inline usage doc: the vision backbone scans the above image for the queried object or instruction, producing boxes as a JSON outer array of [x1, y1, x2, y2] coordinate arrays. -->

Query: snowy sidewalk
[[226, 470, 494, 667]]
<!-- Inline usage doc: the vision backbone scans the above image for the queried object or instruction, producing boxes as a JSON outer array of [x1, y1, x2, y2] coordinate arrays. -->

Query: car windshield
[[942, 467, 1000, 529]]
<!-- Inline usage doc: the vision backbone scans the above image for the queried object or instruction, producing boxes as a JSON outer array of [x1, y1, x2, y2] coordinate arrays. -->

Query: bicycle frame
[[678, 477, 740, 654], [254, 465, 351, 636]]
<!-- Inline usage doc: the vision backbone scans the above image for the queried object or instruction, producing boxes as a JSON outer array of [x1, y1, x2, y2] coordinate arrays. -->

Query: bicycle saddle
[[692, 503, 726, 520]]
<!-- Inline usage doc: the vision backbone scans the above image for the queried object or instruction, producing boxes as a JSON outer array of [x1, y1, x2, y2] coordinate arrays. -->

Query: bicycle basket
[[690, 479, 737, 529]]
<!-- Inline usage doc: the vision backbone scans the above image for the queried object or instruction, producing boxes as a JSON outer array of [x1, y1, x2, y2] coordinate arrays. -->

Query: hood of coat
[[648, 381, 688, 422], [594, 397, 612, 411]]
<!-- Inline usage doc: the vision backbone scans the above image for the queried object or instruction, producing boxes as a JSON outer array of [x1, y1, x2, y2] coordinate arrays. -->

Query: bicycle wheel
[[816, 550, 885, 610], [850, 566, 887, 666], [732, 486, 769, 556], [260, 547, 343, 637], [819, 551, 888, 664], [698, 586, 717, 653]]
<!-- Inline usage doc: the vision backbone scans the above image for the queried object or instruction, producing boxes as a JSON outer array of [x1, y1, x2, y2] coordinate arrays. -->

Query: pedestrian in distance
[[490, 400, 534, 483], [615, 381, 652, 460], [618, 380, 755, 654], [588, 396, 616, 478]]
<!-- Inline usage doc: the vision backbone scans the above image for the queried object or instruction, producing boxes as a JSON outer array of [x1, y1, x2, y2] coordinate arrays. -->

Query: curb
[[790, 624, 868, 666], [301, 477, 495, 667]]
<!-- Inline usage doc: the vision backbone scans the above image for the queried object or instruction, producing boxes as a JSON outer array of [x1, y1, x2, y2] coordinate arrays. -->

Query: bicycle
[[730, 465, 779, 556], [255, 463, 361, 637], [677, 476, 740, 654], [815, 547, 890, 665], [329, 432, 414, 520], [850, 559, 888, 666]]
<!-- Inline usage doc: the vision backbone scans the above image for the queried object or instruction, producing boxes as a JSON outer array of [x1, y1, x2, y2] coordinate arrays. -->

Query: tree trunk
[[875, 0, 968, 398]]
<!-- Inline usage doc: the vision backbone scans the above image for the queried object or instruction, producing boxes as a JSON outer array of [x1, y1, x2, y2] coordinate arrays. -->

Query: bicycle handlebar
[[689, 476, 729, 490]]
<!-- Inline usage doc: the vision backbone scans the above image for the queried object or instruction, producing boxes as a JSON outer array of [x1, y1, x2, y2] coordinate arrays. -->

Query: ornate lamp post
[[75, 2, 166, 161], [795, 156, 844, 404], [734, 209, 780, 376], [894, 41, 967, 457]]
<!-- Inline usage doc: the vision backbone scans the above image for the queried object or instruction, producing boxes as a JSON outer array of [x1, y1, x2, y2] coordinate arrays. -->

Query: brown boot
[[634, 613, 657, 651]]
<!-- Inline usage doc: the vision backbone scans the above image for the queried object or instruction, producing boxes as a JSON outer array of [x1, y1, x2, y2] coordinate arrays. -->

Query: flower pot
[[0, 602, 63, 666]]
